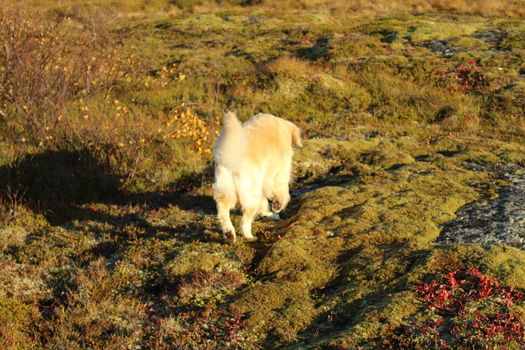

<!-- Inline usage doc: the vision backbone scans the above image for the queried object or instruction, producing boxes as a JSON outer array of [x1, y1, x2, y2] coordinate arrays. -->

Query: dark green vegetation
[[1, 0, 525, 348]]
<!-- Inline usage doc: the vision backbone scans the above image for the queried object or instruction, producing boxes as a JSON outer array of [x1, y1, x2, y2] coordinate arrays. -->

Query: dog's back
[[244, 113, 295, 165], [242, 113, 300, 197]]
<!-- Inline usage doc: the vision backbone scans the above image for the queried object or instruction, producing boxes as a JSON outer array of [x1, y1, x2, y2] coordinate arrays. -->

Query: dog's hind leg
[[237, 175, 263, 241], [213, 166, 237, 243], [272, 185, 290, 213], [216, 195, 236, 243], [272, 168, 291, 213], [240, 206, 258, 241]]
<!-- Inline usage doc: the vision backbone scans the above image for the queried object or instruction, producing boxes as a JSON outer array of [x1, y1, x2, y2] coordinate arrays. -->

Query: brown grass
[[262, 0, 525, 18], [17, 0, 525, 18], [265, 56, 320, 79], [0, 5, 127, 142]]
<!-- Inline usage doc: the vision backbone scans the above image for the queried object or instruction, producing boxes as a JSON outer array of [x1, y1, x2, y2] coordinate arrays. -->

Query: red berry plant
[[435, 60, 491, 93], [383, 268, 525, 349], [144, 306, 246, 349]]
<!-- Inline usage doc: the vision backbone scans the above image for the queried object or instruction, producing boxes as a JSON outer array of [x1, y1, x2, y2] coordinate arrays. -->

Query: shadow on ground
[[0, 148, 215, 223], [0, 149, 120, 223]]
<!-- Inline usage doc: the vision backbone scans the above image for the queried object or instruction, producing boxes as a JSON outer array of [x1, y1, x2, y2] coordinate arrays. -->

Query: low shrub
[[384, 268, 525, 349]]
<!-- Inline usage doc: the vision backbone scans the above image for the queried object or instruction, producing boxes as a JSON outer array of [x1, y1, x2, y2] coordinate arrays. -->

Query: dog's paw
[[242, 234, 257, 242], [258, 211, 281, 220], [268, 213, 281, 220], [270, 200, 282, 213], [223, 231, 237, 244]]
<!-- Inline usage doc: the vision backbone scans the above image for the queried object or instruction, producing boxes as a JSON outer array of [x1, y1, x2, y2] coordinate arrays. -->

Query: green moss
[[451, 36, 490, 50], [235, 237, 344, 344], [0, 296, 37, 349], [485, 82, 525, 126], [358, 16, 486, 44], [500, 33, 525, 50], [410, 20, 483, 42], [312, 73, 372, 111]]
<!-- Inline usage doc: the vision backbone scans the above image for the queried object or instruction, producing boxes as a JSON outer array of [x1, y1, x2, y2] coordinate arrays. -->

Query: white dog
[[213, 112, 302, 243]]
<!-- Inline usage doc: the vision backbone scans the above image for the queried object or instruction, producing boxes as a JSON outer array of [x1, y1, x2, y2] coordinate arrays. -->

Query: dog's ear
[[223, 111, 240, 126], [291, 124, 302, 147]]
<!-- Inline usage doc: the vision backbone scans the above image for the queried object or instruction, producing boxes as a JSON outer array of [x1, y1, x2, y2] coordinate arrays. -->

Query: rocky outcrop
[[439, 163, 525, 247]]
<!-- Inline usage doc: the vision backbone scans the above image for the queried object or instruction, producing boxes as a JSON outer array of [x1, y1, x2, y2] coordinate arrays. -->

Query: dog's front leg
[[237, 175, 262, 241], [215, 195, 237, 243], [240, 207, 257, 241]]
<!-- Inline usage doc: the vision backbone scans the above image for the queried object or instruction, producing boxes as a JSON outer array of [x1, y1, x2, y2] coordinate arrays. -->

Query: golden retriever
[[213, 112, 302, 243]]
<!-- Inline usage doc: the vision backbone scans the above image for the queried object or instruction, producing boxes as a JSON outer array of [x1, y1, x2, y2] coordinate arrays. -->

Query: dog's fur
[[213, 112, 302, 242]]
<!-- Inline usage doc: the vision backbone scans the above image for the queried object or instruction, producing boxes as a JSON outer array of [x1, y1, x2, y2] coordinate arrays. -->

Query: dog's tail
[[213, 112, 246, 169], [222, 111, 243, 132]]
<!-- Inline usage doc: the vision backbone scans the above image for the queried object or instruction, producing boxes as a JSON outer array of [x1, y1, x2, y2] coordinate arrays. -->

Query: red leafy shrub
[[383, 268, 525, 349], [435, 61, 491, 93], [145, 308, 246, 350]]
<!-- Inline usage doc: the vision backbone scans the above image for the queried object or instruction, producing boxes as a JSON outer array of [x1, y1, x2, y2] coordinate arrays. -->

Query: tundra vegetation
[[1, 0, 525, 348]]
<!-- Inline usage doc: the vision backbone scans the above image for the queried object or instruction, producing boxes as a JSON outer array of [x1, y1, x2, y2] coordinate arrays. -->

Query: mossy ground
[[1, 1, 525, 348]]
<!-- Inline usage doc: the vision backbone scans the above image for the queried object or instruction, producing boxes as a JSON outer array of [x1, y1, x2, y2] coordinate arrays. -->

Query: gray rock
[[438, 163, 525, 248], [472, 29, 507, 44], [412, 40, 462, 58]]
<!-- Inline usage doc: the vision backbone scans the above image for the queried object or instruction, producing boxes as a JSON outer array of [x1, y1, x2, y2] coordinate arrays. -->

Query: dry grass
[[264, 56, 320, 79], [0, 5, 127, 142], [17, 0, 525, 18], [259, 0, 525, 18]]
